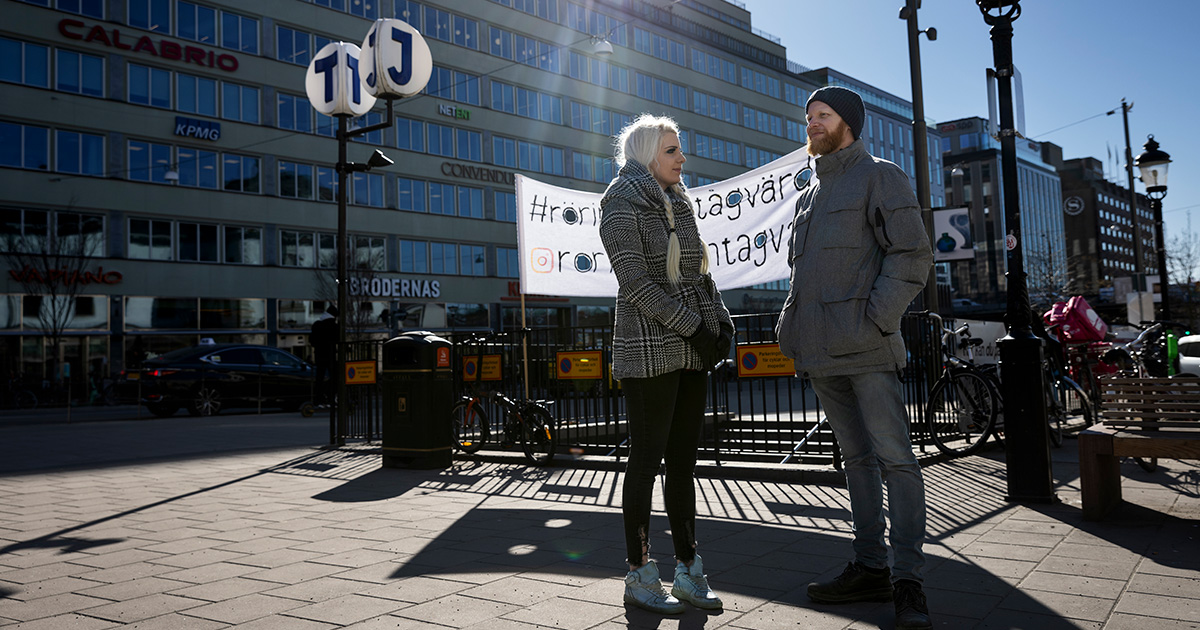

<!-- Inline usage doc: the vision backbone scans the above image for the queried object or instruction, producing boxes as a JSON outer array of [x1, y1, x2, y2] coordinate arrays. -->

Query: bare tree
[[1166, 222, 1200, 330], [1025, 235, 1074, 315], [2, 206, 103, 381], [311, 240, 388, 341]]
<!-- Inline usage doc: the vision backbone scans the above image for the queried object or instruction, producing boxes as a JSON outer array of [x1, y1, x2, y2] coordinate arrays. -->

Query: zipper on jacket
[[874, 207, 892, 247]]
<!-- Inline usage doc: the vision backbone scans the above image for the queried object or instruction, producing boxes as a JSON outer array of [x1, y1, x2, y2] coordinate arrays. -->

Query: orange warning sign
[[556, 350, 603, 379], [735, 343, 796, 378], [462, 355, 502, 381]]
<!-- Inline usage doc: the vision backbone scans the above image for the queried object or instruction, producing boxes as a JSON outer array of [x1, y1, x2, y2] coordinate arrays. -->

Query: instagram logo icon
[[530, 248, 554, 273]]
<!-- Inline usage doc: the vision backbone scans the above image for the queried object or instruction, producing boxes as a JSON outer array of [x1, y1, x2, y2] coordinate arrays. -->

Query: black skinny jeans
[[622, 369, 708, 566]]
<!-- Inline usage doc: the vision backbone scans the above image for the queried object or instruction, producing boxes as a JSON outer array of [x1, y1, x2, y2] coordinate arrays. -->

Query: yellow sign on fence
[[556, 350, 603, 379], [462, 355, 502, 381], [344, 360, 377, 384], [735, 343, 797, 378]]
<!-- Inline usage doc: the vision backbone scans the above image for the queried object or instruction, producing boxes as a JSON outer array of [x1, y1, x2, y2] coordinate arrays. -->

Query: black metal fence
[[331, 312, 947, 467]]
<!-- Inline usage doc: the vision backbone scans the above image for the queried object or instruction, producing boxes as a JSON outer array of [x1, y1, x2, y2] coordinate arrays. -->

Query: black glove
[[716, 321, 735, 360], [685, 324, 721, 370]]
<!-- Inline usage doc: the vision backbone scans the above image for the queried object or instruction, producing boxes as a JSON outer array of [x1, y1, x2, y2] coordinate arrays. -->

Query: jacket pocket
[[821, 206, 866, 248], [821, 297, 880, 357]]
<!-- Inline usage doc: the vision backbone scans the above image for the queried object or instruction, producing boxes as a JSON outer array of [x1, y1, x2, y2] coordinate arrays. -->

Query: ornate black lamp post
[[977, 0, 1055, 503], [1134, 135, 1172, 319]]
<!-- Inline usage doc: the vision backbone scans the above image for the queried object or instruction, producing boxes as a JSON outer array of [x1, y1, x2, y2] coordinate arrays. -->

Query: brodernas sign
[[58, 19, 239, 72]]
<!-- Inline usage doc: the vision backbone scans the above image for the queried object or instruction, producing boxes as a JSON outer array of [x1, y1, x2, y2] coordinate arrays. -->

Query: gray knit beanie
[[806, 86, 865, 140]]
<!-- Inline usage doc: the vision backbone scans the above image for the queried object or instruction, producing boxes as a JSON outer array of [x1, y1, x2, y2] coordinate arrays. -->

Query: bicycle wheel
[[519, 404, 557, 466], [451, 398, 489, 454], [926, 371, 997, 457], [1056, 375, 1094, 431]]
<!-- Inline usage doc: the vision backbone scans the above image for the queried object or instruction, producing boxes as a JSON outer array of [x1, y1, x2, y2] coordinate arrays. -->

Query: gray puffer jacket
[[775, 139, 932, 378], [600, 160, 733, 380]]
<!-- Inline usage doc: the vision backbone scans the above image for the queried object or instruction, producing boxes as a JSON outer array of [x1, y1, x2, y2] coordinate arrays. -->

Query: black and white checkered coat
[[599, 161, 732, 380]]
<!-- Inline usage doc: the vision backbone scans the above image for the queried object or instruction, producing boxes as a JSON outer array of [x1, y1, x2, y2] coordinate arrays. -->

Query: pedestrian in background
[[310, 305, 338, 407], [775, 86, 935, 630], [600, 113, 734, 615]]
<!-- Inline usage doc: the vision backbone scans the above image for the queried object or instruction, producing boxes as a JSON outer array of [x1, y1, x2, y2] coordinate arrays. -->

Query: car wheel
[[188, 386, 222, 417], [146, 403, 178, 418]]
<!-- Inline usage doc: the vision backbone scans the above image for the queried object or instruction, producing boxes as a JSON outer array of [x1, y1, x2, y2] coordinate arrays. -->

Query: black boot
[[807, 561, 893, 604], [893, 579, 932, 629]]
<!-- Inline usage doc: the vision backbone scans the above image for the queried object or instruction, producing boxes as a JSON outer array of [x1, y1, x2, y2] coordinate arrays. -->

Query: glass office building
[[1, 0, 943, 383]]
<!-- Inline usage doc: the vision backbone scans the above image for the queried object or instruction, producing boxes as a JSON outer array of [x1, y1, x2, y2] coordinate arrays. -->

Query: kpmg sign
[[174, 117, 221, 141]]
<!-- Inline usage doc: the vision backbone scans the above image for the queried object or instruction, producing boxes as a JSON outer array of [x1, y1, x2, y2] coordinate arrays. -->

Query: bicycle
[[923, 312, 1004, 457], [924, 313, 1090, 457], [450, 329, 558, 466]]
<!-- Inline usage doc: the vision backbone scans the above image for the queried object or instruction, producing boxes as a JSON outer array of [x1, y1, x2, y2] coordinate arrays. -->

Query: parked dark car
[[130, 344, 315, 417]]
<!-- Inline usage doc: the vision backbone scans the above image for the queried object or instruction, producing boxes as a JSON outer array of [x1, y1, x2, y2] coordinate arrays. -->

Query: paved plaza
[[0, 410, 1197, 629]]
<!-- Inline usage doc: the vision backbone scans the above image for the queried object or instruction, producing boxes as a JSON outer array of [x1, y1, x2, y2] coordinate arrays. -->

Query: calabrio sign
[[58, 19, 238, 72]]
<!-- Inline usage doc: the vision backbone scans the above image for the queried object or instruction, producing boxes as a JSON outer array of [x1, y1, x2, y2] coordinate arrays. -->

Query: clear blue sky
[[745, 0, 1200, 279]]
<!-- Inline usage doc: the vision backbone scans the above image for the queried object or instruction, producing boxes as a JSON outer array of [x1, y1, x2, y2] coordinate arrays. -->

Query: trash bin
[[380, 330, 454, 469]]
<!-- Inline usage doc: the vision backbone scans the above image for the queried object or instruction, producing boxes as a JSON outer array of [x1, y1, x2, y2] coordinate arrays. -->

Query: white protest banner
[[515, 147, 813, 297]]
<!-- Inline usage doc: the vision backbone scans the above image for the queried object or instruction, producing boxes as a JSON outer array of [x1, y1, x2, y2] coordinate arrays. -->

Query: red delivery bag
[[1044, 296, 1108, 344]]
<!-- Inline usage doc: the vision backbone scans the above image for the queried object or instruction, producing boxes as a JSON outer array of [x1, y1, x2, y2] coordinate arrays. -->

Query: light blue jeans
[[810, 371, 926, 583]]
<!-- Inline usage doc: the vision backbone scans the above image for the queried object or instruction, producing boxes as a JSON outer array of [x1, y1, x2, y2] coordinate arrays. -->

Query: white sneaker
[[672, 554, 723, 610], [624, 560, 685, 614]]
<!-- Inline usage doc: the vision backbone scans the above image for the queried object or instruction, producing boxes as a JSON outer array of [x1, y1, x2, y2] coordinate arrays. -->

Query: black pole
[[1121, 100, 1145, 275], [978, 0, 1055, 503], [334, 115, 349, 447], [904, 0, 938, 314], [1152, 194, 1171, 319]]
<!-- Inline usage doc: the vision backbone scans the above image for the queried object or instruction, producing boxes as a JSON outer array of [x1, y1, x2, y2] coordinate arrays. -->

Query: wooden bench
[[1079, 376, 1200, 520]]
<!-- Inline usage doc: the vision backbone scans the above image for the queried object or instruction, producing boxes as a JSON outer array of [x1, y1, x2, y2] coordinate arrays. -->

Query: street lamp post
[[900, 0, 940, 313], [977, 0, 1055, 503], [1135, 135, 1172, 319]]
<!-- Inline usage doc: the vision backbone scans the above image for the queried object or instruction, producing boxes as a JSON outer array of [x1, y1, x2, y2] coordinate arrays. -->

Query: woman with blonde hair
[[599, 114, 733, 614]]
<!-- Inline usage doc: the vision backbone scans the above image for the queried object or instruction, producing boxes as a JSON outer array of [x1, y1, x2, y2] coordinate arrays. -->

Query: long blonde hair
[[615, 114, 709, 286]]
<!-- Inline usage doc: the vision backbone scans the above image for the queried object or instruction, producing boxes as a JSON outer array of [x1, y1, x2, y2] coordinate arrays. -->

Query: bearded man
[[775, 86, 934, 630]]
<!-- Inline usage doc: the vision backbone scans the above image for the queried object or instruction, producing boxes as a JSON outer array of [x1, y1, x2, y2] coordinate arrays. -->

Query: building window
[[54, 129, 102, 175], [128, 218, 173, 260], [175, 146, 217, 188], [317, 166, 336, 201], [493, 136, 515, 168], [396, 116, 425, 152], [431, 242, 457, 275], [349, 0, 380, 20], [0, 121, 50, 170], [176, 73, 218, 117], [224, 226, 262, 264], [429, 181, 454, 216], [456, 129, 482, 162], [279, 161, 314, 198], [352, 172, 384, 207], [55, 49, 103, 97], [58, 0, 104, 18], [427, 122, 454, 157], [495, 191, 516, 222], [176, 1, 217, 44], [459, 244, 485, 276], [399, 239, 428, 273], [397, 177, 426, 212], [497, 246, 518, 277], [276, 25, 311, 65], [0, 37, 50, 89], [349, 111, 384, 145], [457, 185, 483, 218], [352, 236, 385, 270], [222, 153, 260, 193], [128, 0, 170, 33], [127, 139, 172, 182], [221, 11, 259, 53], [222, 83, 259, 123], [178, 222, 220, 262], [277, 93, 312, 133], [129, 64, 171, 109]]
